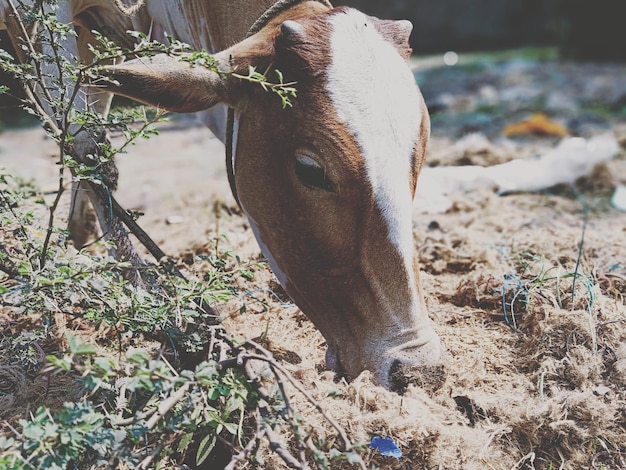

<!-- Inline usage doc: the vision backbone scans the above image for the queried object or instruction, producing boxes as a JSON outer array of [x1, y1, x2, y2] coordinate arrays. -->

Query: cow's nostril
[[389, 359, 446, 395]]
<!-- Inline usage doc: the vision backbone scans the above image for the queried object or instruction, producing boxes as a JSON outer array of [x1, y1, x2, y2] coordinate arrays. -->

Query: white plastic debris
[[166, 215, 185, 225], [611, 184, 626, 212], [416, 135, 620, 214]]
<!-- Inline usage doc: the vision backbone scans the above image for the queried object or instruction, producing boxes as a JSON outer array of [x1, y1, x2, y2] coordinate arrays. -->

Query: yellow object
[[503, 113, 569, 137]]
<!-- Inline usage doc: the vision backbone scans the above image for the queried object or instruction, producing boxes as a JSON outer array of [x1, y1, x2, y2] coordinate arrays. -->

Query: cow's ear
[[100, 31, 277, 112], [100, 54, 231, 113], [373, 19, 413, 62]]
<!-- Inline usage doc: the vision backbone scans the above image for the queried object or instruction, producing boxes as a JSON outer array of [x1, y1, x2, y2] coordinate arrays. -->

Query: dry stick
[[241, 361, 306, 469], [106, 189, 167, 262], [245, 340, 366, 467], [112, 408, 153, 427], [103, 454, 120, 470], [136, 443, 164, 470], [232, 347, 366, 469], [263, 423, 308, 470], [247, 351, 355, 445], [224, 415, 266, 470], [145, 382, 191, 430], [96, 184, 217, 317], [265, 357, 309, 466], [218, 349, 308, 469]]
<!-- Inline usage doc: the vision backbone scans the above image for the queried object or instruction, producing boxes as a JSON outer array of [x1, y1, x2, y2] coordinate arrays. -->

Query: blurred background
[[2, 0, 626, 124], [345, 0, 626, 61]]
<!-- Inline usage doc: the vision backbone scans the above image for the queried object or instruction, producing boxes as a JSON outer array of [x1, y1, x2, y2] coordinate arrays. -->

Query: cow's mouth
[[325, 340, 446, 394], [325, 345, 343, 374]]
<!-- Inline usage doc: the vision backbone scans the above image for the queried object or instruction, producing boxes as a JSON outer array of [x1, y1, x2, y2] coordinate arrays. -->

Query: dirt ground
[[1, 53, 626, 468]]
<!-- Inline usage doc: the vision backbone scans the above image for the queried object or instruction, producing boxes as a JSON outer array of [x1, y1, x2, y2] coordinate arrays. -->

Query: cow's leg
[[3, 0, 145, 283], [3, 1, 114, 249], [67, 4, 146, 277], [66, 17, 119, 250]]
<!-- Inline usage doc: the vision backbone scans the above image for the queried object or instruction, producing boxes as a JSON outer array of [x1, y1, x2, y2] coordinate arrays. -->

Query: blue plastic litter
[[369, 436, 402, 460]]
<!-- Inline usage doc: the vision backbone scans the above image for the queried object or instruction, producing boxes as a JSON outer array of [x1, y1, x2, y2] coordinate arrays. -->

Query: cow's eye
[[295, 154, 334, 192]]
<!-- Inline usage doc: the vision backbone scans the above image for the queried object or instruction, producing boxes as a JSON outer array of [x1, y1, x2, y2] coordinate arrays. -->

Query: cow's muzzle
[[325, 332, 445, 394]]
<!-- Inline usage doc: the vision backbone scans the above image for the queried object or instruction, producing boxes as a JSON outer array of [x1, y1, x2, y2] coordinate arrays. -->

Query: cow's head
[[102, 3, 443, 392]]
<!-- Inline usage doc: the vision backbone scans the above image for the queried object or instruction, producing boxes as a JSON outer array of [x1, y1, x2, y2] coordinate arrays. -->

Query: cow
[[1, 0, 443, 392]]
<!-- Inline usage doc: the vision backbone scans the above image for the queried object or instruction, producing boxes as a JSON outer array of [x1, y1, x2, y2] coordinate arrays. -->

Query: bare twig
[[245, 341, 365, 466], [221, 343, 366, 469], [224, 413, 266, 470], [7, 0, 57, 117], [145, 382, 191, 430], [262, 421, 308, 470], [136, 443, 164, 470]]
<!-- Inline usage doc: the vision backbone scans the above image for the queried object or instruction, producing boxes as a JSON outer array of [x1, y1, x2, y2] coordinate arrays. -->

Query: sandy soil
[[1, 55, 626, 468]]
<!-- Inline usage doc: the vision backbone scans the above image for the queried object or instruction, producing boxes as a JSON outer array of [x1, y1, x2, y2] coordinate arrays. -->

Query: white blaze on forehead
[[327, 9, 422, 271]]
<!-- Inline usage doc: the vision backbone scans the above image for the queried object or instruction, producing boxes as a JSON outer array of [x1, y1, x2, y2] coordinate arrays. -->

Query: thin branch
[[262, 421, 307, 470], [39, 1, 66, 111], [265, 353, 309, 466], [7, 0, 56, 110], [245, 341, 365, 465], [145, 382, 191, 430], [136, 443, 164, 470], [224, 414, 265, 470]]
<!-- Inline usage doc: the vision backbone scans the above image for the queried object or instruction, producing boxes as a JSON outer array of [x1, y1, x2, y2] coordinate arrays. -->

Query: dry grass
[[2, 126, 625, 468]]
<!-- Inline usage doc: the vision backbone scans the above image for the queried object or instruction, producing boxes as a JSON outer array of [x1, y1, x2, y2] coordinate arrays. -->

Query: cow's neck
[[142, 0, 275, 52]]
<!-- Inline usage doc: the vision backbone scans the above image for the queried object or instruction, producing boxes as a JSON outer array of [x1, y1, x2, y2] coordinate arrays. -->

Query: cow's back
[[144, 0, 277, 53]]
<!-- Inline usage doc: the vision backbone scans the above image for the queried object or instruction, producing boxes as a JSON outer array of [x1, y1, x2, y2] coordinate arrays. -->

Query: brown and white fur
[[2, 0, 443, 391]]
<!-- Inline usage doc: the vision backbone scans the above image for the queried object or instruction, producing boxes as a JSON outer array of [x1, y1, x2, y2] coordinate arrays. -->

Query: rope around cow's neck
[[227, 0, 333, 208], [247, 0, 333, 37], [114, 0, 146, 16]]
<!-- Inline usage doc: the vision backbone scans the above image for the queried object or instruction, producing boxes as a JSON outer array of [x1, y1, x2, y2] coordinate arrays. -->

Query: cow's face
[[103, 5, 443, 392]]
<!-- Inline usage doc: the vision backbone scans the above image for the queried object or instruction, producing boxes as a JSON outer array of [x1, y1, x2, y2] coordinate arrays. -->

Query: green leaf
[[46, 355, 72, 372], [222, 422, 239, 436], [328, 448, 342, 459], [177, 432, 194, 454], [347, 451, 364, 464], [21, 422, 46, 441], [74, 343, 97, 356], [126, 348, 150, 365], [17, 261, 31, 276], [196, 433, 217, 466], [66, 332, 78, 353], [66, 332, 96, 355], [224, 396, 243, 416], [0, 436, 16, 450], [93, 356, 117, 373]]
